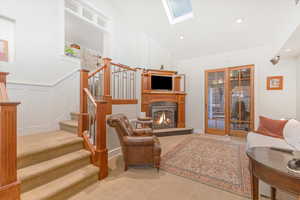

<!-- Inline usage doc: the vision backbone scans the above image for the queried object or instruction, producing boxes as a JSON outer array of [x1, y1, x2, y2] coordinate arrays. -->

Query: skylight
[[162, 0, 194, 25]]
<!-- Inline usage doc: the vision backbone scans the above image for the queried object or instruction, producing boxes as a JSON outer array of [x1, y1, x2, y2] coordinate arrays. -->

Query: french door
[[205, 65, 254, 136], [205, 69, 228, 135]]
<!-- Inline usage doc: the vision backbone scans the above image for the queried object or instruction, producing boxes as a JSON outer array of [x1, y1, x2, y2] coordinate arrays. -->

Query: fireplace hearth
[[150, 102, 177, 129]]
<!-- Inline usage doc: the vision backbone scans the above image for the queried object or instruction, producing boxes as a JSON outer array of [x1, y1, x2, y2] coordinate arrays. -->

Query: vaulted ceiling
[[110, 0, 300, 60]]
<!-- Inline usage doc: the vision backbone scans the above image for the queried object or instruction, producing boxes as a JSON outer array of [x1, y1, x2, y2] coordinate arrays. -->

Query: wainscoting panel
[[7, 71, 80, 135]]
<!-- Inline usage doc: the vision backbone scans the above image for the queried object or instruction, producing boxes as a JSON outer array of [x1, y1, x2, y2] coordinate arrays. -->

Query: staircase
[[0, 59, 138, 200], [59, 112, 79, 134], [17, 113, 99, 200]]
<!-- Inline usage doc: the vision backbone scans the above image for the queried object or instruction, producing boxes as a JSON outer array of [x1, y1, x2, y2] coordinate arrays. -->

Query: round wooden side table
[[247, 147, 300, 200]]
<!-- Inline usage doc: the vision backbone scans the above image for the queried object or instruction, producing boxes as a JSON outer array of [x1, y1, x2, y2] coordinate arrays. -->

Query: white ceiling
[[280, 24, 300, 58], [110, 0, 300, 60]]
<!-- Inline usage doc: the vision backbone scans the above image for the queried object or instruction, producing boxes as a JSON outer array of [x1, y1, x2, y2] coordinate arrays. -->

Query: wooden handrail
[[111, 62, 137, 71], [88, 65, 106, 79], [82, 130, 96, 156], [0, 72, 21, 200], [89, 62, 136, 80], [84, 88, 97, 107]]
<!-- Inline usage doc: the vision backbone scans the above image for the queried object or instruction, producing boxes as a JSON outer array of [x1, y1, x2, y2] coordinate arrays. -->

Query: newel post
[[79, 69, 89, 137], [0, 102, 20, 200], [95, 100, 108, 179], [103, 58, 112, 114], [0, 72, 9, 86]]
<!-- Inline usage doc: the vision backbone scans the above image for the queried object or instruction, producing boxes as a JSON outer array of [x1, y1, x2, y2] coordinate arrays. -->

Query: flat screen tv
[[151, 75, 173, 90]]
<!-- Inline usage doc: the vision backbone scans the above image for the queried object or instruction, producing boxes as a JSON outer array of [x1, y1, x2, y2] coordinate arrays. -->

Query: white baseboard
[[193, 129, 203, 134], [108, 147, 122, 159]]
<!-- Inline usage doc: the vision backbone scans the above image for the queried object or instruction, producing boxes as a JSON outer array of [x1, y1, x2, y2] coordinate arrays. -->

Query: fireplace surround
[[150, 102, 177, 129], [141, 69, 186, 128]]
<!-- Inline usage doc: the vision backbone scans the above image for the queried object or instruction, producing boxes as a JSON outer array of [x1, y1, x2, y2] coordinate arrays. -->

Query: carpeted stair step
[[17, 131, 83, 169], [59, 120, 78, 134], [70, 112, 80, 121], [21, 165, 99, 200], [19, 150, 91, 193]]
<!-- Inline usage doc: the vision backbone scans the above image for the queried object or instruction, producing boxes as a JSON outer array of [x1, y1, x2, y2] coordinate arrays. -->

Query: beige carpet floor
[[69, 134, 272, 200]]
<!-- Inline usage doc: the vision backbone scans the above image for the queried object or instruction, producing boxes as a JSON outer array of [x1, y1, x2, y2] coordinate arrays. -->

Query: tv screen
[[151, 75, 173, 90]]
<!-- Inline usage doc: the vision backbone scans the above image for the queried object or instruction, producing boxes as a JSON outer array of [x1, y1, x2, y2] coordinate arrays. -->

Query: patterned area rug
[[161, 135, 251, 198]]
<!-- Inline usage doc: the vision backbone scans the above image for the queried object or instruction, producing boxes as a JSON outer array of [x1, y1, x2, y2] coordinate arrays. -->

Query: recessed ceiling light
[[179, 35, 184, 40], [284, 48, 292, 52], [235, 18, 244, 24]]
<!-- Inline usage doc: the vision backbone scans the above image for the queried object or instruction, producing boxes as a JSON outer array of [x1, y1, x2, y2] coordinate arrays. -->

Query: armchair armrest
[[133, 128, 153, 136], [123, 136, 155, 146]]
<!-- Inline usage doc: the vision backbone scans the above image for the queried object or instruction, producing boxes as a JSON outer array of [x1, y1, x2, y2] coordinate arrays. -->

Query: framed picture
[[267, 76, 283, 90], [0, 40, 8, 62]]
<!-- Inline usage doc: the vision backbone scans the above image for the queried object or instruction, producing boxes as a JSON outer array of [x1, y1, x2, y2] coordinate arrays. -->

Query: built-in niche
[[64, 0, 111, 68], [0, 16, 15, 62]]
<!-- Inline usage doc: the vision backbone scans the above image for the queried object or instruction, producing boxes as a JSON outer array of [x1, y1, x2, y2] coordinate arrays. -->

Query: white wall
[[86, 0, 173, 69], [0, 0, 173, 135], [297, 56, 300, 121], [176, 45, 298, 132], [8, 70, 80, 135], [0, 0, 69, 85]]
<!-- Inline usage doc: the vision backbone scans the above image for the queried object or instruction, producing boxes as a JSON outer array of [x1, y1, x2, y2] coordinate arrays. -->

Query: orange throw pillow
[[255, 116, 288, 139]]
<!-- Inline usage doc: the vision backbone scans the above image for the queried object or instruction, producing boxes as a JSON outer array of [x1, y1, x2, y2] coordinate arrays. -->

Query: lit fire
[[156, 112, 171, 125]]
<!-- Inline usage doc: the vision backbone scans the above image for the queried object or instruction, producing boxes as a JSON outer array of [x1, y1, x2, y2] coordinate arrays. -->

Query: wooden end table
[[247, 147, 300, 200]]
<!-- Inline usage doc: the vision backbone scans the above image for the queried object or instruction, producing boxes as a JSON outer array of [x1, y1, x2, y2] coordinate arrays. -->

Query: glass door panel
[[205, 65, 254, 136], [229, 67, 252, 133], [206, 70, 226, 134]]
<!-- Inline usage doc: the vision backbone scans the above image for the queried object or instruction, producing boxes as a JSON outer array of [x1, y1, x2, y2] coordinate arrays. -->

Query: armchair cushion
[[123, 136, 155, 146]]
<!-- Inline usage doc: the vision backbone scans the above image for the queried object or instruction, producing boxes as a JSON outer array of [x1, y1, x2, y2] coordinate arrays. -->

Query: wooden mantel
[[141, 69, 186, 128]]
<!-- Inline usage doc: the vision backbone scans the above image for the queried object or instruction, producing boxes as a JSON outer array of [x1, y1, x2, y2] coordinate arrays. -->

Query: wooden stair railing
[[79, 58, 114, 179], [0, 72, 21, 200], [79, 68, 108, 179], [79, 58, 138, 180], [110, 62, 138, 104], [81, 87, 108, 179]]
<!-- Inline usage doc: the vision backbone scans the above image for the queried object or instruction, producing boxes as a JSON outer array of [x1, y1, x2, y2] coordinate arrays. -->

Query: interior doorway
[[205, 65, 254, 137]]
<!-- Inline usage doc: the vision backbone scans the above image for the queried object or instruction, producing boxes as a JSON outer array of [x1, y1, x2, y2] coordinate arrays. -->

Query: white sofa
[[246, 119, 300, 200]]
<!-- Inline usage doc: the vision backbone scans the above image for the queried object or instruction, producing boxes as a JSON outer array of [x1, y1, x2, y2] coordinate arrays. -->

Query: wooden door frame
[[204, 65, 255, 137], [204, 68, 228, 135]]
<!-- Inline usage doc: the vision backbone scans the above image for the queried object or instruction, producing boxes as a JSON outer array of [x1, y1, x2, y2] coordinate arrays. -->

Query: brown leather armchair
[[107, 114, 161, 171]]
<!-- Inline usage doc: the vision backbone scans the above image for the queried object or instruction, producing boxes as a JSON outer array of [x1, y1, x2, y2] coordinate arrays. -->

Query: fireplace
[[150, 102, 177, 129]]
